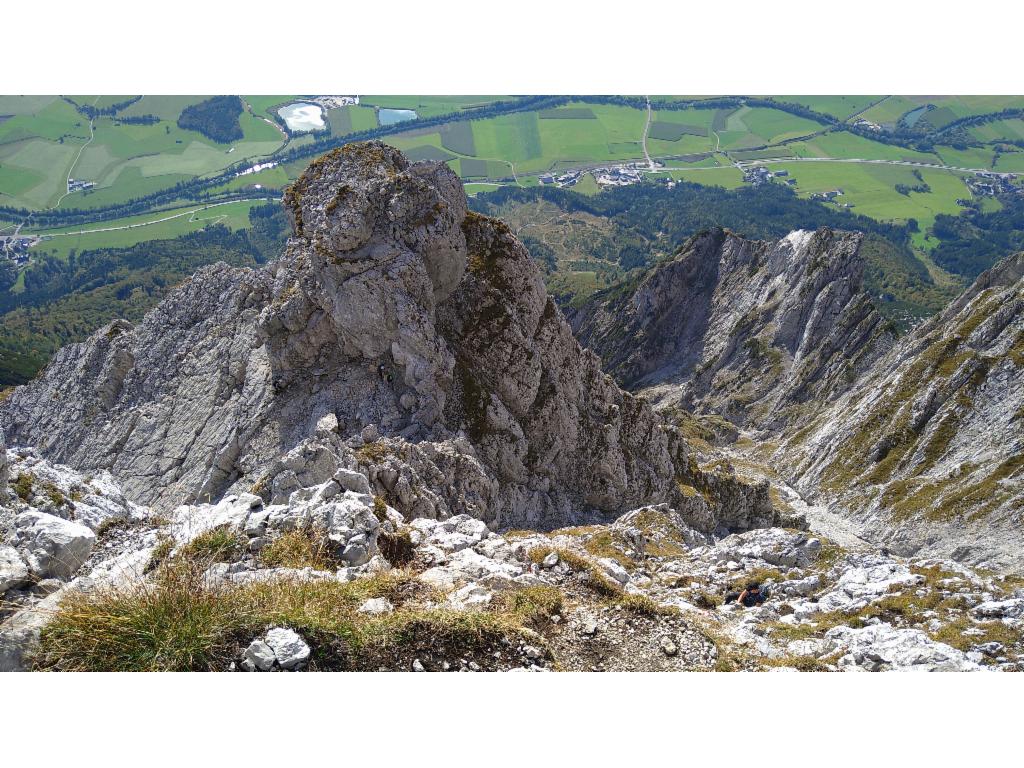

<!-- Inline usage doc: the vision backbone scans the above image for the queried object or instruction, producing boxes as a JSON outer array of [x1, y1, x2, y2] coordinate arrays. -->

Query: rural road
[[641, 96, 656, 171], [55, 96, 99, 209], [730, 155, 1009, 177], [38, 198, 271, 239]]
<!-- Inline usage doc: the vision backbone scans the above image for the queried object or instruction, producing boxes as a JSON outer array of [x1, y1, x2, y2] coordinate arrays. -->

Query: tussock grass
[[728, 567, 784, 590], [180, 526, 244, 563], [617, 593, 676, 617], [932, 616, 1020, 652], [145, 536, 174, 573], [34, 559, 539, 672], [378, 528, 416, 567], [528, 546, 624, 598], [259, 528, 337, 571], [13, 473, 34, 502], [493, 585, 564, 627]]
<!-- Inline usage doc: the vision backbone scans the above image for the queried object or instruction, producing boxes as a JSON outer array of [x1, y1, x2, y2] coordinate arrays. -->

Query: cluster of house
[[965, 171, 1019, 198], [237, 161, 278, 178], [853, 117, 883, 131], [312, 96, 359, 109], [539, 162, 653, 189], [67, 178, 95, 193], [0, 236, 38, 265]]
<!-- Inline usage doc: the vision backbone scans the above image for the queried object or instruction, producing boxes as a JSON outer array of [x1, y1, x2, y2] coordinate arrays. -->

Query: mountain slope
[[779, 252, 1024, 566], [572, 227, 894, 430]]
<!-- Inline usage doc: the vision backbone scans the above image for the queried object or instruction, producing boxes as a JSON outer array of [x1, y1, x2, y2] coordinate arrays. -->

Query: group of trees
[[62, 95, 143, 119], [931, 197, 1024, 278], [177, 95, 245, 143]]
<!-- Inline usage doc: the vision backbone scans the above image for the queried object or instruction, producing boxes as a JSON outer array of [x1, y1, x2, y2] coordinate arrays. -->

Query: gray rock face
[[781, 252, 1024, 568], [0, 545, 29, 593], [263, 627, 311, 670], [0, 142, 773, 534], [825, 623, 980, 672], [572, 227, 894, 429]]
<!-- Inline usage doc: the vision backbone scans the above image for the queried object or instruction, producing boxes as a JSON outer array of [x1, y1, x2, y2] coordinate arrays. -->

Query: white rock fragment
[[264, 627, 311, 670]]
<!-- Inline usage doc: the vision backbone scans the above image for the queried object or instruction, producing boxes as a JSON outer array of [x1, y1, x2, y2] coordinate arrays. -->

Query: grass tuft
[[259, 528, 337, 571], [180, 526, 245, 563]]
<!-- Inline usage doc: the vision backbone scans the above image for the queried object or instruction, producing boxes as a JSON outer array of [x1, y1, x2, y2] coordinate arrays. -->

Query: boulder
[[815, 556, 922, 613], [358, 597, 394, 615], [264, 627, 311, 670], [446, 583, 493, 610], [597, 557, 630, 585], [243, 640, 276, 672], [0, 545, 30, 593], [714, 529, 821, 569], [971, 599, 1024, 620], [825, 623, 980, 672], [13, 511, 96, 580]]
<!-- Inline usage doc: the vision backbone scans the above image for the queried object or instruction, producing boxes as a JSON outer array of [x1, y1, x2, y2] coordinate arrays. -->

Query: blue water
[[378, 108, 418, 126]]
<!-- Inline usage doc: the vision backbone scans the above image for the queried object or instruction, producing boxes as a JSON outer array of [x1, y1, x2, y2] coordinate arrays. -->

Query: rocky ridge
[[571, 227, 894, 430], [0, 143, 783, 535], [573, 223, 1023, 569], [775, 252, 1024, 568]]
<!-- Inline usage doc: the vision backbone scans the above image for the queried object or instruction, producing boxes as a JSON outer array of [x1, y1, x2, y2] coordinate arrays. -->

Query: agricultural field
[[5, 94, 1024, 296], [25, 199, 266, 261], [0, 95, 285, 211], [768, 161, 969, 232], [360, 96, 511, 119]]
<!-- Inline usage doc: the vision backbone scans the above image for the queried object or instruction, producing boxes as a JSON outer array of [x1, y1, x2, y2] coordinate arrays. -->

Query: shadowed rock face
[[572, 227, 894, 429], [0, 143, 779, 532]]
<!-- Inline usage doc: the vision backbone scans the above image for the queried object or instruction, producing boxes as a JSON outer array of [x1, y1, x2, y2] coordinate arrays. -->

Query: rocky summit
[[1, 142, 1022, 672]]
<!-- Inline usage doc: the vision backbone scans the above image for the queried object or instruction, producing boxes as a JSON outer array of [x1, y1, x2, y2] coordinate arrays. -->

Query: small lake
[[378, 108, 418, 126], [278, 102, 325, 132]]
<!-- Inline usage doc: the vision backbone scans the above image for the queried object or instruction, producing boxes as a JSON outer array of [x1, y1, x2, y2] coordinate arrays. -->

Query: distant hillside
[[470, 181, 958, 327]]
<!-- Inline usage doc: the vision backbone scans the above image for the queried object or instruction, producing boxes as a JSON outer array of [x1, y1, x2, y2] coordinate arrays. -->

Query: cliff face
[[572, 224, 1024, 567], [572, 227, 893, 429], [0, 143, 778, 533], [780, 252, 1024, 567]]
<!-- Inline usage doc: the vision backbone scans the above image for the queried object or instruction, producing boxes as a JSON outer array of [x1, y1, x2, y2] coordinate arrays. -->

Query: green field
[[772, 95, 884, 120], [4, 94, 1024, 278], [768, 161, 968, 232], [26, 199, 267, 260], [0, 95, 286, 211]]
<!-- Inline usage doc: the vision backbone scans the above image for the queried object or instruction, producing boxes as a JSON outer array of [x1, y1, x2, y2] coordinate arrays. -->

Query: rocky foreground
[[2, 444, 1022, 671]]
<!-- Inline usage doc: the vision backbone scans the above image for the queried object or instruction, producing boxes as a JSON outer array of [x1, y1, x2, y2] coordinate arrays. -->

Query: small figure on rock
[[724, 581, 768, 608]]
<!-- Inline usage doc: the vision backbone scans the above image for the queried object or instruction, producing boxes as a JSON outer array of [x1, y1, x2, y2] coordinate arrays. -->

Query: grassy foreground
[[34, 559, 549, 672]]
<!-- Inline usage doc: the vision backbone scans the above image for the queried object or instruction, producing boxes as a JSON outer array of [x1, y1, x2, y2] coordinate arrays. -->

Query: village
[[538, 161, 656, 189]]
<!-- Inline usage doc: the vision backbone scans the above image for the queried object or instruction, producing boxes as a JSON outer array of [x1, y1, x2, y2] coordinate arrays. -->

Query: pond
[[378, 108, 418, 126], [278, 102, 326, 132]]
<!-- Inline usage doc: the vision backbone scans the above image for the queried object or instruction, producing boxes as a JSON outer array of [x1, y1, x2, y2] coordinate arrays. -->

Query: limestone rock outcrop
[[0, 143, 777, 533], [779, 252, 1024, 568], [571, 227, 894, 429]]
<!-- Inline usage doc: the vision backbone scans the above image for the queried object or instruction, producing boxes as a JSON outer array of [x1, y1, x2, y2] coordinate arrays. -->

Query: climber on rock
[[724, 582, 768, 608]]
